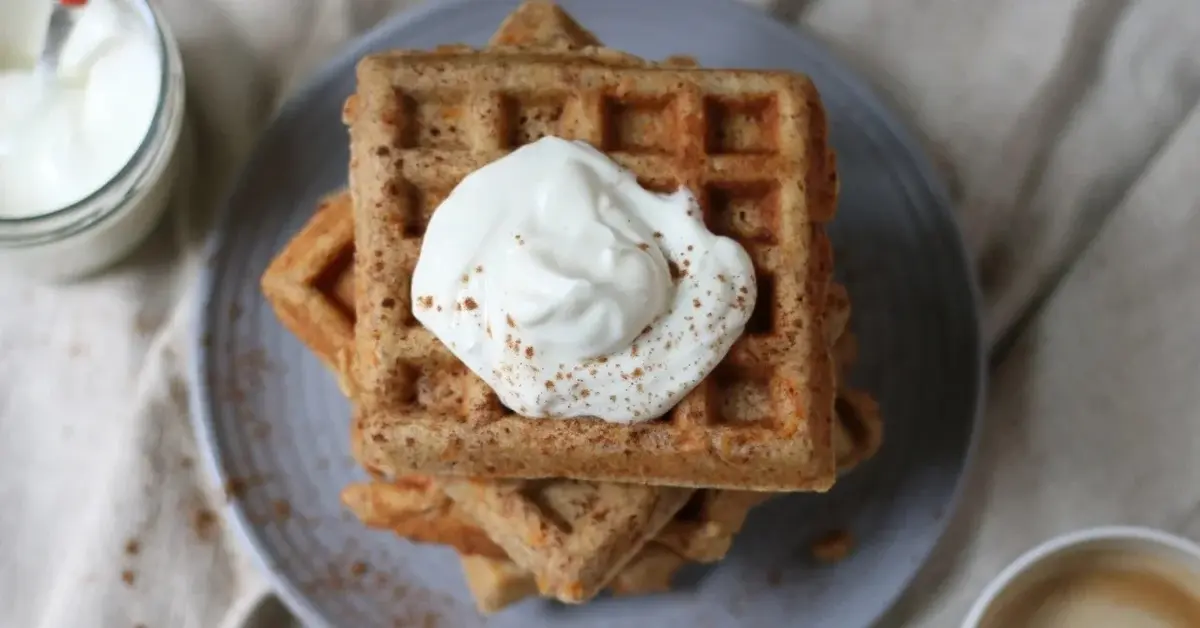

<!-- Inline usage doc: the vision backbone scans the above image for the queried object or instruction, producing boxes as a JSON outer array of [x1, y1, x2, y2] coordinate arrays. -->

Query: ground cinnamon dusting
[[121, 570, 136, 586], [223, 478, 248, 501], [416, 296, 433, 309], [462, 297, 478, 311], [192, 509, 218, 542], [124, 539, 140, 556]]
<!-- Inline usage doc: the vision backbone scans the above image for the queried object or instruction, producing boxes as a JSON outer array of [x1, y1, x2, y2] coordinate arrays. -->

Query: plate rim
[[186, 1, 987, 626]]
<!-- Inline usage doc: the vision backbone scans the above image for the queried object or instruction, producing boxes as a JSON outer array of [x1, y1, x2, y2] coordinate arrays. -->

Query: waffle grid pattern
[[352, 53, 841, 491]]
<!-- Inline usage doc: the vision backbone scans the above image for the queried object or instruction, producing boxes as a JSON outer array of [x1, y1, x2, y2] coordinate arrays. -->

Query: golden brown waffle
[[439, 478, 691, 602], [459, 543, 686, 614], [608, 544, 686, 596], [339, 475, 506, 560], [489, 0, 601, 50], [349, 51, 840, 491], [459, 554, 539, 614], [260, 192, 357, 394]]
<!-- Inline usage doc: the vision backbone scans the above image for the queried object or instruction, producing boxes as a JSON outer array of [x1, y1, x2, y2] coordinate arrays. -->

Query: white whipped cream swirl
[[411, 137, 756, 423]]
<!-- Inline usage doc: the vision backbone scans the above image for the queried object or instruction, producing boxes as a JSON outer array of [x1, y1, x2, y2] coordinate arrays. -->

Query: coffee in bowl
[[965, 527, 1200, 628]]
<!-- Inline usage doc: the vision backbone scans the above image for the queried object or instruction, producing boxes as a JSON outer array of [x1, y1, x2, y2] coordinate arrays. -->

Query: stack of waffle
[[261, 1, 882, 613]]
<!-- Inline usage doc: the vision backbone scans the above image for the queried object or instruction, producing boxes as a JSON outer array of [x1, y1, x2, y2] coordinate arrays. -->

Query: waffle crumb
[[223, 478, 247, 501], [811, 529, 854, 563]]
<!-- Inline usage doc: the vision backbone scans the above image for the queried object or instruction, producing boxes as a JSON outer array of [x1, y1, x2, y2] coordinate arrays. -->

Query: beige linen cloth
[[1, 0, 1197, 626]]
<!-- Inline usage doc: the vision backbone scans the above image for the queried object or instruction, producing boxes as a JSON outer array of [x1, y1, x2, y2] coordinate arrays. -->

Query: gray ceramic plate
[[189, 1, 984, 626]]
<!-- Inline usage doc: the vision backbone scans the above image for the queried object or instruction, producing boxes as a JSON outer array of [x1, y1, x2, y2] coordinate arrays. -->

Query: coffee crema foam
[[980, 549, 1200, 628]]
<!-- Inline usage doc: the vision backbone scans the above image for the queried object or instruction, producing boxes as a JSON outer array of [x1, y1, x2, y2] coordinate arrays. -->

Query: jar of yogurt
[[0, 0, 187, 280]]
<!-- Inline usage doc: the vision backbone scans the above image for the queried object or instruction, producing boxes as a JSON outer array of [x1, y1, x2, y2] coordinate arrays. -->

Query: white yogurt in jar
[[0, 0, 163, 219], [0, 0, 186, 281]]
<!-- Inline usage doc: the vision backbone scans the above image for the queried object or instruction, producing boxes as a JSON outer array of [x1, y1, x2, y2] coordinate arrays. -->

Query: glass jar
[[0, 0, 187, 281]]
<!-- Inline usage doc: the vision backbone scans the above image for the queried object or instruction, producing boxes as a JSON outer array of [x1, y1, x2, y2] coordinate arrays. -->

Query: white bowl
[[962, 526, 1200, 628]]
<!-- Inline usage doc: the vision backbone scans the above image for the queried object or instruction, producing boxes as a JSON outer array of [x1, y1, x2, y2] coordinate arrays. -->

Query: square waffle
[[349, 52, 840, 491]]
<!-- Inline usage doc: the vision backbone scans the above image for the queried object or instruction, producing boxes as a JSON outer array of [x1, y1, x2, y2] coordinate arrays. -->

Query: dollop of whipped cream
[[411, 136, 756, 423]]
